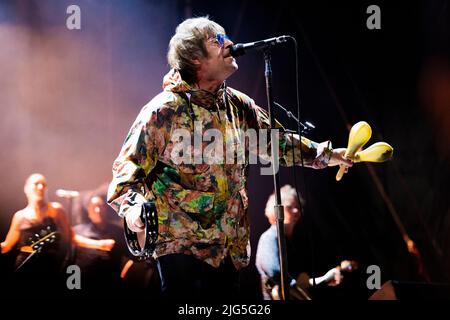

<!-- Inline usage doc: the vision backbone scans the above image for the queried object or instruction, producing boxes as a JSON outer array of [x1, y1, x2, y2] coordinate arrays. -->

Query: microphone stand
[[66, 195, 76, 263], [263, 48, 290, 300], [56, 191, 79, 263], [274, 102, 315, 135]]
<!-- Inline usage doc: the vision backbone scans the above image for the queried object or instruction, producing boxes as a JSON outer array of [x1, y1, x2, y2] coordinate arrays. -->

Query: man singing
[[107, 16, 352, 300]]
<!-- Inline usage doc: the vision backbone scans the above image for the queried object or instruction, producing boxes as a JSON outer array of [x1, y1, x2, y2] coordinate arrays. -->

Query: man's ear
[[192, 57, 202, 66]]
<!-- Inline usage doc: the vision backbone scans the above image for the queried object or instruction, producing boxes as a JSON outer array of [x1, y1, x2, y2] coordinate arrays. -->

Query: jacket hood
[[162, 69, 192, 93]]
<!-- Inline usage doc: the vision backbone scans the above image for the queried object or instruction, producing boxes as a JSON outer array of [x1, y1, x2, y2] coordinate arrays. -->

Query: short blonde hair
[[264, 185, 304, 224], [167, 16, 225, 84]]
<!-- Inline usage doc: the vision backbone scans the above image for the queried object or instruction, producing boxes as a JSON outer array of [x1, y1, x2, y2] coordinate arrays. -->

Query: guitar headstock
[[28, 226, 59, 253]]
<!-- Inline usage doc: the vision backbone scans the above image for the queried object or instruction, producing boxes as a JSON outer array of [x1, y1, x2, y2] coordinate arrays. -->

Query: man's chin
[[33, 195, 45, 202], [226, 64, 238, 77]]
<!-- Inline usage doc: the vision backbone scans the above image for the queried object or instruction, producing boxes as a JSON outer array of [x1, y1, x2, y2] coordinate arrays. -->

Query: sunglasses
[[210, 33, 231, 47]]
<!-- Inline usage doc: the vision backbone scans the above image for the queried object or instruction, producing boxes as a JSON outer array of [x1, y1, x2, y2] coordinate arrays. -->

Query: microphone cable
[[286, 35, 317, 288]]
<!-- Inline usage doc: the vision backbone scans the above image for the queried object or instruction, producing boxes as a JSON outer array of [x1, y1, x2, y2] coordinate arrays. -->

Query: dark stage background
[[1, 0, 449, 299]]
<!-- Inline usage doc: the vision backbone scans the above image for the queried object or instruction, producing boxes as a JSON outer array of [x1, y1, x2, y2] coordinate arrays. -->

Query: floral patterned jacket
[[107, 69, 332, 269]]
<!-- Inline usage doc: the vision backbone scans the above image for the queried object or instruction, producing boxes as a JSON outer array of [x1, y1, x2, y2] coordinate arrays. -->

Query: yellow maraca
[[336, 121, 372, 181], [354, 142, 394, 163]]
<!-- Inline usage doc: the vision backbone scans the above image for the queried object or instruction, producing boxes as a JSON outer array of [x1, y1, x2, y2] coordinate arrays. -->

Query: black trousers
[[156, 253, 240, 301]]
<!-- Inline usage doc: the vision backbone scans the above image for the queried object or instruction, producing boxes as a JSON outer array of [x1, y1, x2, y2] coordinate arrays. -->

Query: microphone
[[230, 35, 289, 57], [56, 189, 80, 198], [274, 101, 315, 133]]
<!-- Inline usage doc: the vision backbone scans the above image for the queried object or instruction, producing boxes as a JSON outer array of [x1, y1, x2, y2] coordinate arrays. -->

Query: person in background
[[256, 185, 349, 300], [73, 195, 129, 294], [0, 173, 115, 295]]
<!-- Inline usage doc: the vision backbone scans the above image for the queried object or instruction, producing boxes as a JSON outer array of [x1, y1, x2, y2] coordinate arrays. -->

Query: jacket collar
[[163, 69, 228, 110]]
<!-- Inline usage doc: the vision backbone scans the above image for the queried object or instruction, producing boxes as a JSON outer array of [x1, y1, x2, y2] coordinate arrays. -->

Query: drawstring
[[223, 81, 232, 123], [186, 92, 196, 122], [215, 98, 222, 121], [179, 91, 196, 122]]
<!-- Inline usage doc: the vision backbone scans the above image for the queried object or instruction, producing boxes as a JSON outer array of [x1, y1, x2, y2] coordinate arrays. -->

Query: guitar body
[[268, 260, 359, 300]]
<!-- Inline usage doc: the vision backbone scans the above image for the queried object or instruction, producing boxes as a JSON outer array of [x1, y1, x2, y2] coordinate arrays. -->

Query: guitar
[[123, 202, 158, 260], [15, 227, 60, 272], [270, 260, 359, 300]]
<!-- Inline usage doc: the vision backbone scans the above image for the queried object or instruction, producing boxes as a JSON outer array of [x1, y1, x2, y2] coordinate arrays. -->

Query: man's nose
[[224, 38, 234, 47]]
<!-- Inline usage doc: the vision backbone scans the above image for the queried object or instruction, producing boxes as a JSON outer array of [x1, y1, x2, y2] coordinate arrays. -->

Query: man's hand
[[323, 267, 343, 287], [125, 206, 145, 233], [328, 148, 353, 169], [99, 239, 116, 251]]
